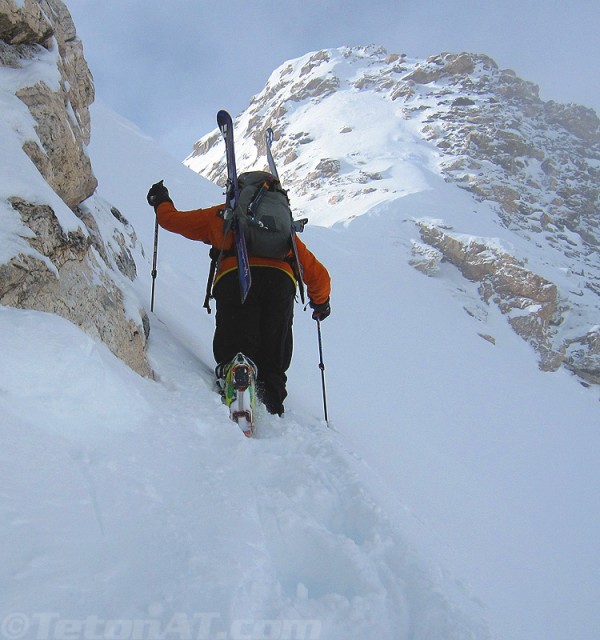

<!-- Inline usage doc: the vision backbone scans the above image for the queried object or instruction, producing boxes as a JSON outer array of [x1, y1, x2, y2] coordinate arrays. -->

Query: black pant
[[213, 268, 295, 415]]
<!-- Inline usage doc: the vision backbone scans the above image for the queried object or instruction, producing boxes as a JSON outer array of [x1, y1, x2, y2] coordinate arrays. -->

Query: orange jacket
[[156, 201, 331, 305]]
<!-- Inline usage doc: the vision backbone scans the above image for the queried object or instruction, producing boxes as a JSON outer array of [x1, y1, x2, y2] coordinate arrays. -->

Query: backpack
[[203, 170, 307, 313], [234, 171, 293, 259]]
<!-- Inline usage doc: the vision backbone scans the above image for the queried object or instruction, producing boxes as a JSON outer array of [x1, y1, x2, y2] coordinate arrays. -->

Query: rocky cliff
[[0, 0, 152, 377], [186, 46, 600, 387], [395, 51, 599, 384]]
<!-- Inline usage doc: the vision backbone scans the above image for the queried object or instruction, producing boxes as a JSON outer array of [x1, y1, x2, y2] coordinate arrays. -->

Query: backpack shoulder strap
[[203, 208, 233, 313]]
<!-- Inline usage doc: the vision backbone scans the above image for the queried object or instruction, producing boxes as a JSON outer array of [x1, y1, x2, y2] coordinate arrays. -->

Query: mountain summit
[[186, 45, 600, 388]]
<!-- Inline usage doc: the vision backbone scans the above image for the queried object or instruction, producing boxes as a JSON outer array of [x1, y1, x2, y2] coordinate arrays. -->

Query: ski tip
[[217, 109, 232, 126]]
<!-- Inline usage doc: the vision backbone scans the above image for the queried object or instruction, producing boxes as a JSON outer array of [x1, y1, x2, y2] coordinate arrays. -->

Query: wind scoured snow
[[1, 94, 599, 640]]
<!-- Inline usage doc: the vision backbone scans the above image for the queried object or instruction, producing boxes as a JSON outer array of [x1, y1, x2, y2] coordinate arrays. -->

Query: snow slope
[[1, 101, 599, 640]]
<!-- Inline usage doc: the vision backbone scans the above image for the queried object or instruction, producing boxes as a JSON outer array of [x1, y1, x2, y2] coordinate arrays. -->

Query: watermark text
[[1, 612, 321, 640]]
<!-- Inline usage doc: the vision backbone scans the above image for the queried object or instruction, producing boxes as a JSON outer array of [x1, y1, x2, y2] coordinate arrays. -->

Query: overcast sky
[[68, 0, 600, 161]]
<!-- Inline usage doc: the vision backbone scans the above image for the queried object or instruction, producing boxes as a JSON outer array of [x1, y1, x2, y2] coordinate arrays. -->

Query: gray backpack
[[203, 170, 307, 312], [235, 171, 293, 259]]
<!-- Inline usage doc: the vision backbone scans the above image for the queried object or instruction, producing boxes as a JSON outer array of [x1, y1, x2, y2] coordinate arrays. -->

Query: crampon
[[217, 353, 257, 437]]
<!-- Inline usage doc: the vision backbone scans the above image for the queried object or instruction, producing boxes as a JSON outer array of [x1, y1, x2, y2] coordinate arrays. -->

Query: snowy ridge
[[186, 46, 434, 227]]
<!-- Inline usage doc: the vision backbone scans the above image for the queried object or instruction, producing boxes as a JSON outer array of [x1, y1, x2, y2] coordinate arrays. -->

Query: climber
[[146, 179, 331, 416]]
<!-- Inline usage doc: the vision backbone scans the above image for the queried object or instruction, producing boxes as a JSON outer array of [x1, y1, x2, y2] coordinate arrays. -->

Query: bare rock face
[[564, 329, 600, 385], [404, 52, 600, 255], [1, 0, 153, 377], [402, 52, 600, 385], [0, 0, 52, 44], [1, 0, 96, 208]]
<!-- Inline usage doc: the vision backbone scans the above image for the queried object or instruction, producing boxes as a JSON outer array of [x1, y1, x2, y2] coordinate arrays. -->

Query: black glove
[[146, 180, 172, 209], [310, 298, 331, 321]]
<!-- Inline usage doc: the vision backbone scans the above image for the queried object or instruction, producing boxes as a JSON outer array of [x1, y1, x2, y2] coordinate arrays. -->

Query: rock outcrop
[[412, 52, 600, 256], [414, 222, 564, 373], [1, 0, 152, 377], [0, 198, 151, 377], [1, 0, 96, 207], [401, 52, 599, 383]]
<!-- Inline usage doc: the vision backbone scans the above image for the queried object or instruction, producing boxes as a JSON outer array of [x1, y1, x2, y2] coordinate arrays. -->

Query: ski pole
[[316, 319, 329, 426], [150, 215, 159, 312]]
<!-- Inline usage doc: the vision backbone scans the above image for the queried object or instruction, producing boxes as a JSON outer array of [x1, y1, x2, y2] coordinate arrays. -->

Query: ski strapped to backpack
[[212, 109, 251, 308], [204, 113, 307, 311], [265, 127, 307, 306]]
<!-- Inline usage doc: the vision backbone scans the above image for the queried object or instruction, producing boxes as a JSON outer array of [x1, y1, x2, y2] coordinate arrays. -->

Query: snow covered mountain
[[186, 45, 600, 388], [2, 7, 600, 640]]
